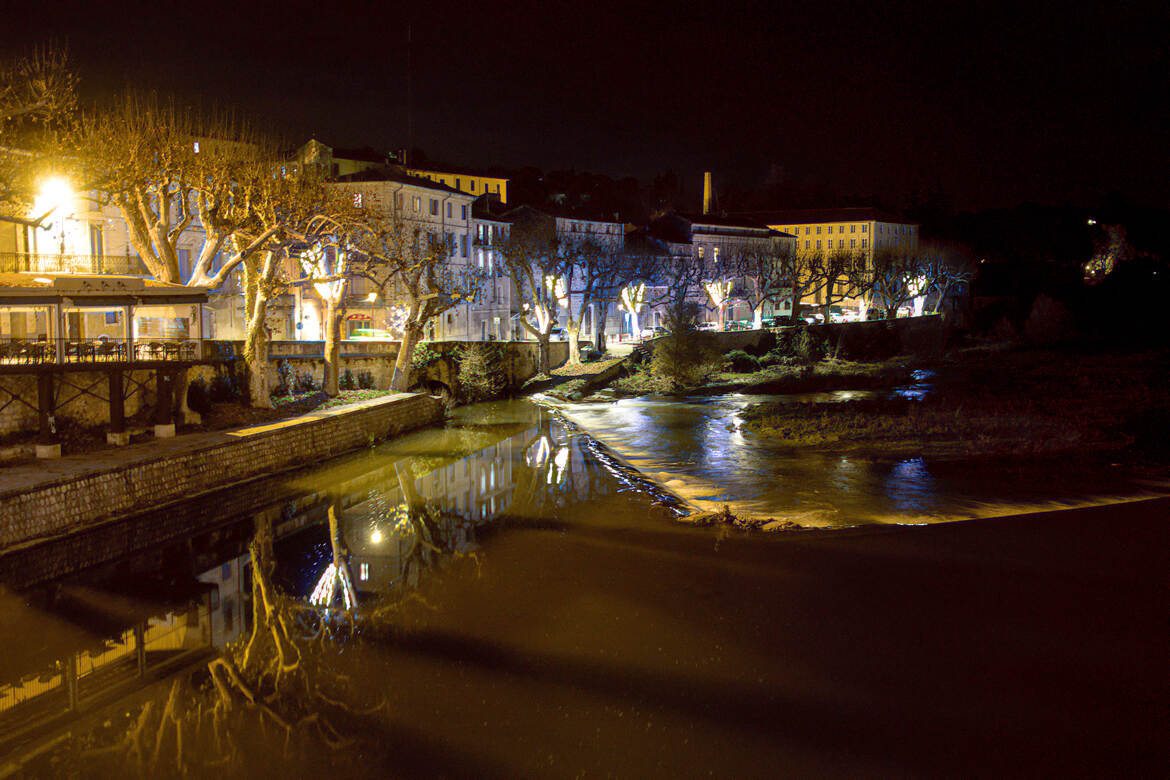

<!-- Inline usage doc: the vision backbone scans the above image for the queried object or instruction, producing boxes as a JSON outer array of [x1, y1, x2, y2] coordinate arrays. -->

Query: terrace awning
[[0, 272, 208, 306]]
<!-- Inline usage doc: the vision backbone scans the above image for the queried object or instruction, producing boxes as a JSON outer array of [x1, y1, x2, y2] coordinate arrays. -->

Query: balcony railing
[[0, 337, 200, 365], [0, 252, 150, 276]]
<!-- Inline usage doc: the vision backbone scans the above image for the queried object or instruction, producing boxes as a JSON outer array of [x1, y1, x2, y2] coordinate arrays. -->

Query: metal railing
[[0, 337, 200, 365], [0, 252, 150, 275]]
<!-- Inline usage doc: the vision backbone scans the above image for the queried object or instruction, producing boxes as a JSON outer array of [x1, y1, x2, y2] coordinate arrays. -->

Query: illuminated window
[[395, 192, 404, 209], [413, 196, 421, 212], [359, 563, 370, 581], [353, 193, 363, 208], [827, 225, 833, 234], [193, 141, 200, 153]]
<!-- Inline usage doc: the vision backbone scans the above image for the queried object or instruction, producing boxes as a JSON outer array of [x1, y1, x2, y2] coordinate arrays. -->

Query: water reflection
[[554, 392, 1155, 526]]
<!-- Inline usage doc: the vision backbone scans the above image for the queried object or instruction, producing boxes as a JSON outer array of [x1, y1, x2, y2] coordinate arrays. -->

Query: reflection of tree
[[75, 513, 384, 775]]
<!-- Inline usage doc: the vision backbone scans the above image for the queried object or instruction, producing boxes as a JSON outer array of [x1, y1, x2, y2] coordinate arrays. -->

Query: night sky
[[5, 0, 1166, 210]]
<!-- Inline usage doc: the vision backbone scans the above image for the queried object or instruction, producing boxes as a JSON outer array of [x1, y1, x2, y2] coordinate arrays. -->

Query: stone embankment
[[0, 392, 443, 554]]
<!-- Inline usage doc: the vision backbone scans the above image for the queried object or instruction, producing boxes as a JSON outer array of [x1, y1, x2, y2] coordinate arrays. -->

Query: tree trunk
[[565, 321, 581, 366], [537, 334, 551, 376], [753, 305, 764, 330], [244, 290, 271, 408], [392, 322, 423, 392], [323, 297, 341, 397]]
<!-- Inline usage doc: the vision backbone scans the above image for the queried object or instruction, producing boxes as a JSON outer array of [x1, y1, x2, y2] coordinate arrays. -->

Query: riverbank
[[0, 392, 443, 553], [742, 347, 1169, 459]]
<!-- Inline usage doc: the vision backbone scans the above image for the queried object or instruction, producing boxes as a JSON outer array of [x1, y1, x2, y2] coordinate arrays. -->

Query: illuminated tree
[[730, 240, 797, 328], [496, 218, 565, 375], [807, 249, 873, 322], [0, 45, 78, 227], [357, 201, 482, 391]]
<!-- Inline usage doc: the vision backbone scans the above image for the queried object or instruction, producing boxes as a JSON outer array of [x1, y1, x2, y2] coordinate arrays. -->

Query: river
[[2, 398, 1165, 778]]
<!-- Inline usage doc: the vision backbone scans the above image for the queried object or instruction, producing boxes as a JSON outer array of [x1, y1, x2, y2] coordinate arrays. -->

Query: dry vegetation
[[741, 348, 1169, 459]]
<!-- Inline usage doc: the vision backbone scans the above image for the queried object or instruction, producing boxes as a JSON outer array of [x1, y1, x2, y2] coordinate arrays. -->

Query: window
[[816, 226, 821, 234], [850, 224, 856, 233], [697, 246, 704, 259], [359, 563, 370, 581], [455, 178, 461, 190], [353, 193, 363, 208], [446, 202, 452, 218], [429, 199, 439, 216], [804, 240, 810, 249], [462, 205, 468, 220], [850, 239, 856, 249], [461, 234, 469, 258], [827, 225, 833, 234], [861, 239, 868, 248], [412, 196, 421, 212], [395, 192, 404, 209], [470, 181, 476, 192], [804, 226, 810, 235], [178, 248, 191, 280], [839, 240, 845, 249], [861, 224, 867, 233], [816, 240, 821, 250]]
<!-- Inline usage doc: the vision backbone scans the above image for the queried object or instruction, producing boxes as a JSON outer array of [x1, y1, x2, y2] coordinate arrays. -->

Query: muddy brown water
[[3, 399, 1166, 778]]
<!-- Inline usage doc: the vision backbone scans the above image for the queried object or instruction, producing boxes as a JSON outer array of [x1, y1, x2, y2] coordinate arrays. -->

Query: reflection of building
[[339, 426, 531, 596], [197, 553, 248, 650]]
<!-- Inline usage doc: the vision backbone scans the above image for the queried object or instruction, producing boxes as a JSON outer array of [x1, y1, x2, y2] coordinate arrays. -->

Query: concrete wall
[[0, 392, 443, 552]]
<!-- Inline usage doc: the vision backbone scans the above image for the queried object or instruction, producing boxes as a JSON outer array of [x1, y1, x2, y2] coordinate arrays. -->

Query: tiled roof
[[732, 207, 918, 226], [335, 168, 471, 197]]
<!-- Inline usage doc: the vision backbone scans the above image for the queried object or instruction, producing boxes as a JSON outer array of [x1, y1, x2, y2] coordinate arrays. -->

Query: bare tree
[[558, 236, 628, 365], [730, 240, 796, 329], [75, 93, 272, 286], [497, 221, 565, 375], [869, 248, 928, 318], [358, 202, 482, 391], [807, 250, 873, 322], [0, 45, 78, 227]]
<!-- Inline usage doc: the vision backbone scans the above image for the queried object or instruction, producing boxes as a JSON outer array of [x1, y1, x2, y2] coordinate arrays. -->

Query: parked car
[[640, 325, 668, 339], [695, 321, 717, 332]]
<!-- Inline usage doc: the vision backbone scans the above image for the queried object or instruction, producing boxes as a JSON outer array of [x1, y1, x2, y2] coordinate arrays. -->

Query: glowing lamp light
[[371, 529, 383, 544], [366, 292, 378, 302], [36, 177, 74, 216]]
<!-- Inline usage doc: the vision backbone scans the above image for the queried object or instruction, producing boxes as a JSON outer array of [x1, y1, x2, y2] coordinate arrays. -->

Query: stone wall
[[0, 392, 443, 553], [0, 369, 156, 436]]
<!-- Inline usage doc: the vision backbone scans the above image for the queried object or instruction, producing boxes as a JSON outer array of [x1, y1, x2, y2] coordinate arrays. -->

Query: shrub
[[411, 342, 441, 370], [1024, 294, 1075, 345], [186, 377, 211, 414], [293, 370, 318, 394], [724, 349, 760, 372], [209, 373, 240, 403], [771, 323, 827, 365], [357, 370, 375, 389], [457, 343, 505, 402], [273, 359, 293, 397], [340, 368, 356, 390], [650, 302, 722, 387]]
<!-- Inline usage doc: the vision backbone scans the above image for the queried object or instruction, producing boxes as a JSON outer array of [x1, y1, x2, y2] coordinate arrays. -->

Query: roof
[[507, 199, 626, 224], [335, 168, 472, 197], [732, 207, 918, 226], [472, 199, 512, 223], [406, 161, 507, 179], [676, 212, 774, 231], [0, 273, 209, 305], [331, 146, 396, 164]]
